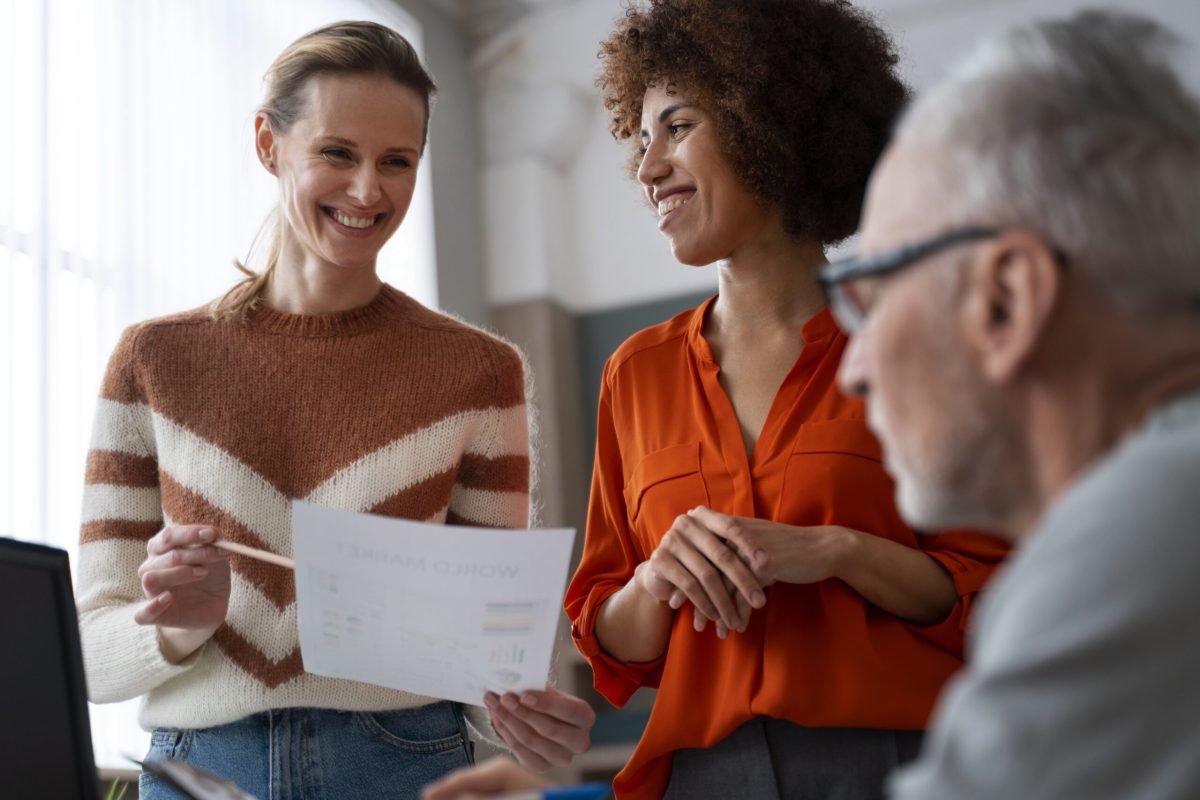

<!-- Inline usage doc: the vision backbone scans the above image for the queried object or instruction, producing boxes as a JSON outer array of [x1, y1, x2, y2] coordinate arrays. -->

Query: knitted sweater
[[75, 285, 530, 735]]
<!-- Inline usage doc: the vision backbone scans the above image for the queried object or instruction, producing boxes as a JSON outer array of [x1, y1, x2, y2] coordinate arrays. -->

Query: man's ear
[[254, 114, 277, 175], [961, 231, 1062, 383]]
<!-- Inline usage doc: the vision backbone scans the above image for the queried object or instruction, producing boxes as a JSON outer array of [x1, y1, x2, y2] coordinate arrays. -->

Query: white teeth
[[657, 195, 692, 217], [331, 210, 377, 229]]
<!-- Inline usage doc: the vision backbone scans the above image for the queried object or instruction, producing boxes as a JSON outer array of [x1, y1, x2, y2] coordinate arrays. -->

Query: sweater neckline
[[245, 284, 406, 337]]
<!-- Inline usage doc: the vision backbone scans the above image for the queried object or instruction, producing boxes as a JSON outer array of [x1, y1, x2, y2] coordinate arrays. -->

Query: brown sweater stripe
[[456, 454, 531, 493], [81, 519, 161, 544], [228, 555, 294, 612], [368, 467, 459, 520], [86, 450, 159, 487], [160, 473, 295, 610], [212, 625, 304, 690]]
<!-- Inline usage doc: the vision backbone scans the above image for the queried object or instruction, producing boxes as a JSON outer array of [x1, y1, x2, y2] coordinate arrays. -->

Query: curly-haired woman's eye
[[668, 122, 692, 137]]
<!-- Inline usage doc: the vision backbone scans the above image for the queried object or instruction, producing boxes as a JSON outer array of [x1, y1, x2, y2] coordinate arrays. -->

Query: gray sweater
[[891, 389, 1200, 800]]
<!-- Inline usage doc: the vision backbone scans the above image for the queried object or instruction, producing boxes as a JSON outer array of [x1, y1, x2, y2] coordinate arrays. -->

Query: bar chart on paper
[[292, 501, 575, 706]]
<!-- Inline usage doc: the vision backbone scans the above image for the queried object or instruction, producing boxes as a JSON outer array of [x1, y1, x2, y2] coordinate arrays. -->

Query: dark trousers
[[665, 718, 924, 800]]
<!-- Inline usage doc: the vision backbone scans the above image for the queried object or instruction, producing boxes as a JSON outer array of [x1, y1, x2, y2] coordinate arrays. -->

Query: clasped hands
[[635, 507, 851, 637]]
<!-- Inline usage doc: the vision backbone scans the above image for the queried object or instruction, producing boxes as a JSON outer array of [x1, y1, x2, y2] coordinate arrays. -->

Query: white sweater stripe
[[82, 484, 163, 524], [306, 409, 483, 511], [448, 487, 530, 527], [154, 413, 293, 551], [223, 587, 299, 663], [90, 399, 156, 457], [466, 404, 529, 459]]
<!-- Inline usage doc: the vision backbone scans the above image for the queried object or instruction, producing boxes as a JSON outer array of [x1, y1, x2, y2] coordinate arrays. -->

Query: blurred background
[[2, 0, 1197, 784]]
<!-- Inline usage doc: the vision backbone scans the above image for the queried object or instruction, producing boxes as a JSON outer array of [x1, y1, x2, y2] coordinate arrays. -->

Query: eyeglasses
[[818, 226, 1007, 334]]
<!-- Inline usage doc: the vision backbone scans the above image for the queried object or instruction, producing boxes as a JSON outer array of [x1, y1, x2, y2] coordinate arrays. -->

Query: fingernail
[[755, 548, 767, 565], [669, 592, 682, 610], [199, 528, 214, 542], [520, 693, 537, 707], [501, 694, 518, 710], [484, 693, 498, 708], [717, 627, 726, 639], [192, 567, 207, 577], [752, 591, 766, 607]]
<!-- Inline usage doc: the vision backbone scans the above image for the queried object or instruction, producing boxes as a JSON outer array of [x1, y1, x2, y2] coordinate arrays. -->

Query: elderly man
[[823, 9, 1200, 800]]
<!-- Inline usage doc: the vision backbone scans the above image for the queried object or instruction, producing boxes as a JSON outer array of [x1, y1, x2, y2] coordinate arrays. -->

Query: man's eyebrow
[[640, 103, 693, 139]]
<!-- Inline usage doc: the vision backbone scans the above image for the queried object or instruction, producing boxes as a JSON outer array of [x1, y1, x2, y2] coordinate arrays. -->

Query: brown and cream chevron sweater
[[76, 284, 530, 733]]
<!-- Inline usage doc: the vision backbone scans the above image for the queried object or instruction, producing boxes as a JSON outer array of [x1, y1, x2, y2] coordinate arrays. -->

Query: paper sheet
[[291, 500, 576, 706]]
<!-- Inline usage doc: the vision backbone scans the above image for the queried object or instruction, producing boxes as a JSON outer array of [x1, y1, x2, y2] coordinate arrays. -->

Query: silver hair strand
[[897, 9, 1200, 315]]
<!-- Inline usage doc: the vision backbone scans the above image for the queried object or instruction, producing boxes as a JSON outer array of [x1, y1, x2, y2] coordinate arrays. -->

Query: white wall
[[478, 0, 1200, 315], [399, 0, 494, 324], [479, 0, 710, 313]]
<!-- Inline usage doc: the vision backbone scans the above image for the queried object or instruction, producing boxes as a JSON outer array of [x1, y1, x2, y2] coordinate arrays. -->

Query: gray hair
[[897, 10, 1200, 315]]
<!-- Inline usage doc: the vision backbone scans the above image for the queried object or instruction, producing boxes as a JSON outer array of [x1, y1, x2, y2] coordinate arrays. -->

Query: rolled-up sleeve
[[905, 529, 1010, 657], [563, 370, 665, 707]]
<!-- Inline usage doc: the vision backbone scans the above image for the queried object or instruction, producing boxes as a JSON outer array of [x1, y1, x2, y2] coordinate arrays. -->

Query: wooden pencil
[[213, 539, 295, 570]]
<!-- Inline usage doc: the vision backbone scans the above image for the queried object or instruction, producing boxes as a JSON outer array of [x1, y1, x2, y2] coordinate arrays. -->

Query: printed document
[[292, 500, 576, 706]]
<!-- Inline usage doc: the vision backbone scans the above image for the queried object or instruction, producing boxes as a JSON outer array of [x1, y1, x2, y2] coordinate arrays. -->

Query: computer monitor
[[0, 537, 101, 799]]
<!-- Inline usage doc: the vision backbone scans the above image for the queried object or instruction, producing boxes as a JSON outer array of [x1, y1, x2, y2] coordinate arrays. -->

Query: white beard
[[870, 391, 1016, 533]]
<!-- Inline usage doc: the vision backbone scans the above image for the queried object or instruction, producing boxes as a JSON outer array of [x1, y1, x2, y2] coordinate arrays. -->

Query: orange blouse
[[564, 298, 1008, 800]]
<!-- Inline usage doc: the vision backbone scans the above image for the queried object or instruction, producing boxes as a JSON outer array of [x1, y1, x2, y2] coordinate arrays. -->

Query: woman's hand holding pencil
[[133, 524, 232, 664]]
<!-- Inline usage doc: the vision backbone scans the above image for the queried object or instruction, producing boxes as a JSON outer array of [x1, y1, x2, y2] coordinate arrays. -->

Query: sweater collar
[[245, 284, 407, 337]]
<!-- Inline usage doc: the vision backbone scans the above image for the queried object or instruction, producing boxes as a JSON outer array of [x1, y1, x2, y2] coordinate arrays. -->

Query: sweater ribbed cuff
[[82, 604, 202, 703], [463, 704, 506, 750]]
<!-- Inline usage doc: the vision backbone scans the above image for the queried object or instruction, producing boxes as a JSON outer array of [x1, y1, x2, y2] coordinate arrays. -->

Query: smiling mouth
[[324, 207, 385, 230], [657, 193, 693, 217]]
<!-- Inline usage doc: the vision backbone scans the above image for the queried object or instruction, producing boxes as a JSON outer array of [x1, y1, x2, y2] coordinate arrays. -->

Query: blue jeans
[[139, 703, 474, 800]]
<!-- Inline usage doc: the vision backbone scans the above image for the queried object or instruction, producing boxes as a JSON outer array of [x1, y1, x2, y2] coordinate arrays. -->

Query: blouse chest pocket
[[623, 442, 710, 553], [777, 420, 898, 529]]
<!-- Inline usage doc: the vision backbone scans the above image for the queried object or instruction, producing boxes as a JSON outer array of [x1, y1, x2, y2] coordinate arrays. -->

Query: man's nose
[[837, 332, 871, 398]]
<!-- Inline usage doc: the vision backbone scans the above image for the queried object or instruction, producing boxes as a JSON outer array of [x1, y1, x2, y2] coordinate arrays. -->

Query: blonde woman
[[76, 21, 590, 799]]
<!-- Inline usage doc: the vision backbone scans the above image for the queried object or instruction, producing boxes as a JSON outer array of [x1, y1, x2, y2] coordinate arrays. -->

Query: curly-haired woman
[[552, 1, 1009, 798]]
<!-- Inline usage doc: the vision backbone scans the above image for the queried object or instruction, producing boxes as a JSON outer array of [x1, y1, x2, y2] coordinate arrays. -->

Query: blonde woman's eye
[[384, 157, 412, 169], [321, 149, 351, 162]]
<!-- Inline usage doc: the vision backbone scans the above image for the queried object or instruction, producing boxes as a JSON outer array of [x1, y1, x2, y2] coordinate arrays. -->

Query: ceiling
[[423, 0, 1010, 54], [424, 0, 575, 48]]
